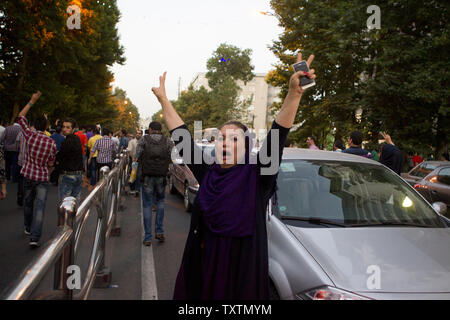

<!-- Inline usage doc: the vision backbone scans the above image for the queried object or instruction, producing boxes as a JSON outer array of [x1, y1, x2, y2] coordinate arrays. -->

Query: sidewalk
[[88, 192, 147, 300]]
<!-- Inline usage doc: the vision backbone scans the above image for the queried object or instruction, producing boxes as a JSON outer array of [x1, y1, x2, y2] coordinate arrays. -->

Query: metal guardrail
[[3, 152, 130, 300]]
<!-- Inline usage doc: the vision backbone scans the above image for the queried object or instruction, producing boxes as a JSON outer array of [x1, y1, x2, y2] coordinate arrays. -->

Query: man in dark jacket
[[57, 118, 83, 203], [342, 131, 372, 158], [137, 121, 174, 246]]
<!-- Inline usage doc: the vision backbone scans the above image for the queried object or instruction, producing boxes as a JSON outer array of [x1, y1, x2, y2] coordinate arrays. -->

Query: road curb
[[140, 194, 158, 300]]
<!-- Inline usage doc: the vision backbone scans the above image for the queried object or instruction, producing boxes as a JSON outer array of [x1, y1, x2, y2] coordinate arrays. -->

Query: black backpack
[[141, 134, 171, 177]]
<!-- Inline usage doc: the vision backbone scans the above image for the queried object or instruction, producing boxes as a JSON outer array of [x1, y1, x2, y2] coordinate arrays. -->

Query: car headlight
[[297, 286, 370, 300]]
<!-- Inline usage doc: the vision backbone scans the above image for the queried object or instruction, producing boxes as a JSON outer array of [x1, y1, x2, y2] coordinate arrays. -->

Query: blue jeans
[[58, 174, 83, 203], [24, 179, 50, 240], [142, 176, 166, 241]]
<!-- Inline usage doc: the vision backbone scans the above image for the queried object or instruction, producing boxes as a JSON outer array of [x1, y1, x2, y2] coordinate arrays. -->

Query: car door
[[429, 167, 450, 209]]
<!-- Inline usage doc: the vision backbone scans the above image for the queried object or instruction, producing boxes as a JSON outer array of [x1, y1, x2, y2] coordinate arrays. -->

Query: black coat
[[170, 121, 289, 300]]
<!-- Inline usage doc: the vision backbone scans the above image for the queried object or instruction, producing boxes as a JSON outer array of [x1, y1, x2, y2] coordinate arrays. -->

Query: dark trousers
[[17, 166, 24, 204], [96, 162, 112, 180], [89, 158, 97, 186], [5, 151, 19, 182]]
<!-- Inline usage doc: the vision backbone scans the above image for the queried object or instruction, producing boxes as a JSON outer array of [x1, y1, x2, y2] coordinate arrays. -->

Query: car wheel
[[269, 280, 280, 300], [168, 175, 177, 195], [184, 183, 192, 212]]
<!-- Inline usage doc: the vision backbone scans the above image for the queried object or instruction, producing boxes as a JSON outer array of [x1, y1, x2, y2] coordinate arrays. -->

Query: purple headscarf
[[197, 125, 258, 237]]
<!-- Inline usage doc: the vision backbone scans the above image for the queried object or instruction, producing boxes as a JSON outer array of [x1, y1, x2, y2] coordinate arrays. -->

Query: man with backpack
[[136, 121, 174, 246]]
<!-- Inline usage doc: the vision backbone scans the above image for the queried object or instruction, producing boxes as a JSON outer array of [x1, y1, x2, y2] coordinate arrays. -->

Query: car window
[[415, 163, 438, 178], [409, 163, 423, 177], [438, 167, 450, 186], [275, 160, 443, 228]]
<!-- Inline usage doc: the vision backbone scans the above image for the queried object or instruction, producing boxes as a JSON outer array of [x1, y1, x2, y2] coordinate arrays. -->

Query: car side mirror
[[432, 202, 447, 215]]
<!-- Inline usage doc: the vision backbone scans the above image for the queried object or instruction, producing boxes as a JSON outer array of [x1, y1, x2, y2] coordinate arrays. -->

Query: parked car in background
[[268, 149, 450, 300], [401, 161, 450, 216], [401, 161, 448, 186], [168, 143, 215, 212]]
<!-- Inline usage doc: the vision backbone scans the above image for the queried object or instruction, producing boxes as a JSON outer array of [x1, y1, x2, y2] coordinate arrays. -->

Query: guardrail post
[[111, 157, 122, 236], [94, 166, 112, 288], [53, 196, 77, 300]]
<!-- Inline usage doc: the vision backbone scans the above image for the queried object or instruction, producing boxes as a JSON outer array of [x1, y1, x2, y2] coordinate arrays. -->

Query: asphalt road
[[0, 179, 191, 300]]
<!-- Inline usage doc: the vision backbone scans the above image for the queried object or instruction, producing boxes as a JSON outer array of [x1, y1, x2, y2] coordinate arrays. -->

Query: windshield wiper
[[280, 216, 347, 227], [348, 221, 434, 228]]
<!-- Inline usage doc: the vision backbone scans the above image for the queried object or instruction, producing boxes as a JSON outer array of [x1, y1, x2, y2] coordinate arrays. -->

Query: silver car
[[268, 149, 450, 300], [168, 143, 215, 212]]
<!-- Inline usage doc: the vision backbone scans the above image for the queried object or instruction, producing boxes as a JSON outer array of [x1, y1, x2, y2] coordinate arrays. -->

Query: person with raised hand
[[151, 52, 316, 300]]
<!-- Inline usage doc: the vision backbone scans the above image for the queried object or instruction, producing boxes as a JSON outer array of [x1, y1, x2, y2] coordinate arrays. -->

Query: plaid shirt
[[18, 116, 56, 182], [92, 136, 117, 164]]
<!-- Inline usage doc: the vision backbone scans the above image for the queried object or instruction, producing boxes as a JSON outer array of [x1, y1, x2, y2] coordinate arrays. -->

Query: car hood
[[287, 226, 450, 293]]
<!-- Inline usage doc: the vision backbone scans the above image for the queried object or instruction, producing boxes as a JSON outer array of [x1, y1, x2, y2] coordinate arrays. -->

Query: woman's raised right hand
[[151, 72, 168, 102]]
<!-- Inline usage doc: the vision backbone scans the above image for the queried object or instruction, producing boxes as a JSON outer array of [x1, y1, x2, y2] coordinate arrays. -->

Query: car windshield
[[275, 160, 444, 228], [412, 163, 439, 178]]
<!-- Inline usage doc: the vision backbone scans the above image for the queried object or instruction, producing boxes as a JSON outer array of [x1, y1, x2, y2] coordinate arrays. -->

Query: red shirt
[[74, 131, 88, 155], [413, 155, 423, 166], [18, 116, 56, 182]]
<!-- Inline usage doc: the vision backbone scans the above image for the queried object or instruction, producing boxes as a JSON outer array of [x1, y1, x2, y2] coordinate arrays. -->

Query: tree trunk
[[10, 52, 28, 124]]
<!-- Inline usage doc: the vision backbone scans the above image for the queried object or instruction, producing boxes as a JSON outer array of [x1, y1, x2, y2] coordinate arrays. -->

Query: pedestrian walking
[[16, 130, 27, 206], [1, 117, 22, 182], [17, 91, 57, 248], [74, 124, 88, 173], [89, 128, 116, 173], [137, 123, 174, 245], [150, 51, 316, 300], [127, 129, 143, 196], [118, 129, 129, 154], [50, 125, 65, 152], [413, 153, 423, 167], [379, 132, 403, 175], [342, 131, 372, 158], [87, 127, 102, 189], [306, 136, 320, 150], [56, 118, 84, 202], [333, 139, 345, 152]]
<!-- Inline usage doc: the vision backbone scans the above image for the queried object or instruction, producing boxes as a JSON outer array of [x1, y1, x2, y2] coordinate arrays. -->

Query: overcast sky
[[110, 0, 283, 120]]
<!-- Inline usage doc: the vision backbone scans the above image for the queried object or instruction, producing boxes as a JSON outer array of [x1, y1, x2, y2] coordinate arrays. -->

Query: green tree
[[359, 1, 449, 157], [0, 0, 128, 128], [167, 43, 255, 133], [267, 0, 449, 155]]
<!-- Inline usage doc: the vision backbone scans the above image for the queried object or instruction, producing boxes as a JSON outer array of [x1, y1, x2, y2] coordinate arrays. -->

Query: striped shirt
[[16, 130, 27, 167], [18, 116, 56, 182], [92, 136, 117, 164], [1, 123, 21, 152]]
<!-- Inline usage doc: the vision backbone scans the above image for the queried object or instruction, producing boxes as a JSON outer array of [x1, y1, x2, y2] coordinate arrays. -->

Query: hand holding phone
[[292, 60, 316, 90], [288, 53, 316, 96]]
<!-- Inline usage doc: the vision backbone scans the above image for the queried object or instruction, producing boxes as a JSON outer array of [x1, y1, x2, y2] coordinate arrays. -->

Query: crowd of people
[[285, 130, 448, 176], [0, 91, 150, 248]]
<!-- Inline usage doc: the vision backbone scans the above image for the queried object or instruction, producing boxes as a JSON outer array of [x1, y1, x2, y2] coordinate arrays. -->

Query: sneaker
[[143, 240, 152, 246], [24, 228, 31, 235], [29, 239, 39, 248], [155, 234, 165, 242]]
